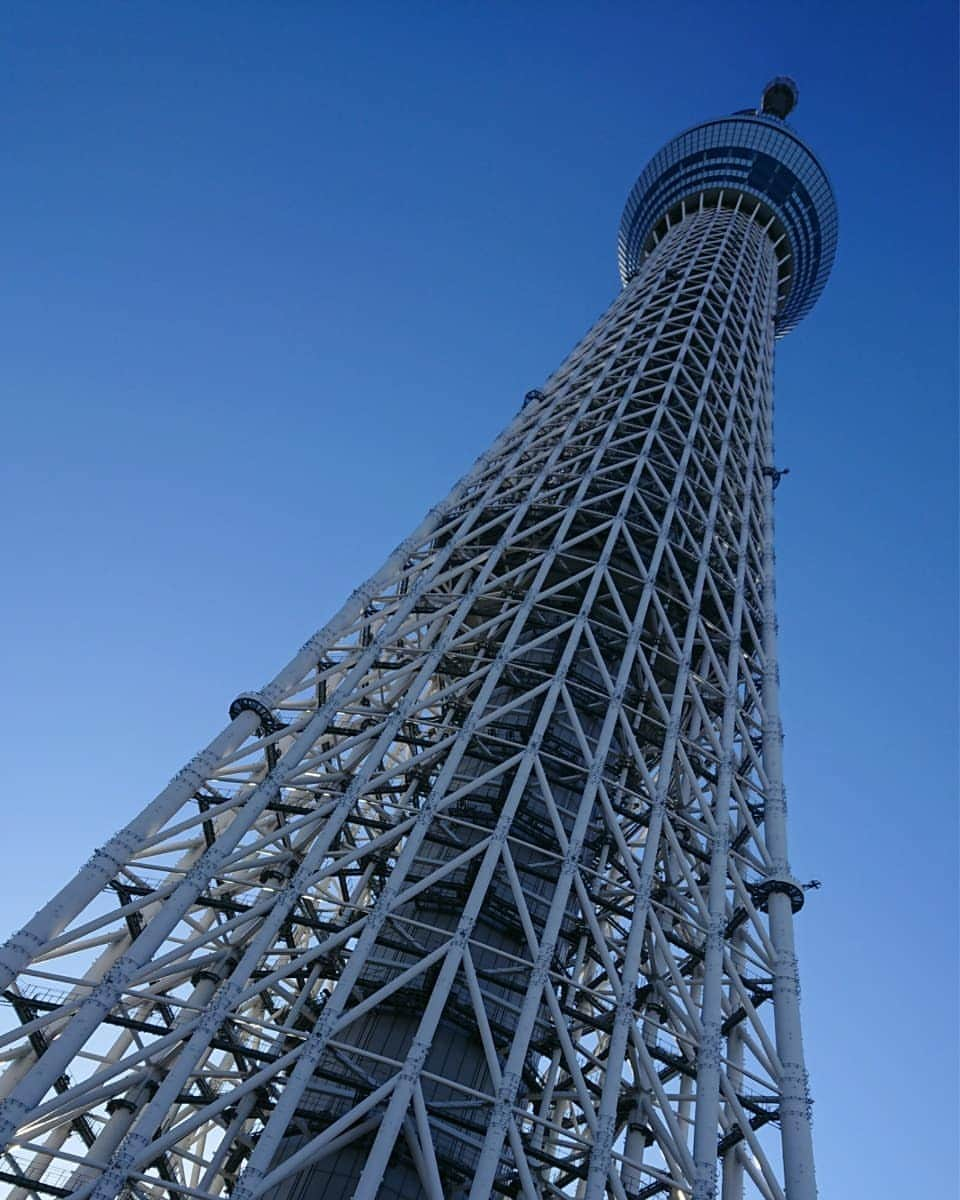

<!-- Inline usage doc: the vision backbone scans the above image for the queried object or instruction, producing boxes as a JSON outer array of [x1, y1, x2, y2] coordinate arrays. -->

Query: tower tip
[[761, 76, 799, 119]]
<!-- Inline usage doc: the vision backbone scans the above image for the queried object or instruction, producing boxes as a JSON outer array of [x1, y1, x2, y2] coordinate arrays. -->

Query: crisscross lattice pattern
[[0, 194, 816, 1200]]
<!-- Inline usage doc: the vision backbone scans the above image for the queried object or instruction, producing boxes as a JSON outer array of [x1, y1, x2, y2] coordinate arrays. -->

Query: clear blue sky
[[1, 2, 956, 1193]]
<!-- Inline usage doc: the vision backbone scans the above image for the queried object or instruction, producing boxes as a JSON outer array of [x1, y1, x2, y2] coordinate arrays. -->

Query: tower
[[0, 76, 836, 1200]]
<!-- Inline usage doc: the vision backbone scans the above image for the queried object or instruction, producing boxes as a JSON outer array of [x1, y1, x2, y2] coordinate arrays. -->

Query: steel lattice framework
[[0, 80, 836, 1200]]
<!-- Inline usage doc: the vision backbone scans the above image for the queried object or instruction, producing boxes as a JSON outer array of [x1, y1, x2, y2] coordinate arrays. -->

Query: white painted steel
[[0, 191, 820, 1200]]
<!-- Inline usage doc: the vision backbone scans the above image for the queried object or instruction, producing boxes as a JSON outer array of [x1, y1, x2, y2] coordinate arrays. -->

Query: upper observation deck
[[618, 78, 837, 335]]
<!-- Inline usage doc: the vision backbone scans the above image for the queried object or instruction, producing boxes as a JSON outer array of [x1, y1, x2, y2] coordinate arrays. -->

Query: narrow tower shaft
[[0, 81, 835, 1200], [257, 200, 784, 1200]]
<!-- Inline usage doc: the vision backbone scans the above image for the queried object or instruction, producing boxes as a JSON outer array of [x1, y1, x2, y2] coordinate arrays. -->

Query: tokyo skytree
[[0, 78, 836, 1200]]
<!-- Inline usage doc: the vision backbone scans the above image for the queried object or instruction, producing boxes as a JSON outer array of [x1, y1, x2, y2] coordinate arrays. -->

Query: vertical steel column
[[757, 363, 818, 1200]]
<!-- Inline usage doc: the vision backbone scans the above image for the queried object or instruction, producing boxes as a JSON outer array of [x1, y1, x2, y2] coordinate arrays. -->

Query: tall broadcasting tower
[[0, 79, 836, 1200]]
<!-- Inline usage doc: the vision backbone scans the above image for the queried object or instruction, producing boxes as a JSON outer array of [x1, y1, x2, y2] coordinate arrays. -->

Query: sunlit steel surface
[[0, 79, 835, 1200]]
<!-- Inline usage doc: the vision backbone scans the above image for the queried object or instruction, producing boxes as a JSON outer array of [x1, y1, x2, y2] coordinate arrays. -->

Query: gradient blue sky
[[1, 2, 956, 1193]]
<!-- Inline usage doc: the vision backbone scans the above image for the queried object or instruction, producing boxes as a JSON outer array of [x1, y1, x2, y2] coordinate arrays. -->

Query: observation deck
[[618, 78, 837, 335]]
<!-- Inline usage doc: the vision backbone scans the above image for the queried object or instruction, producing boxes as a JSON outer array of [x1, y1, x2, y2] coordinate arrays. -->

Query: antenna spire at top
[[761, 76, 799, 119]]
